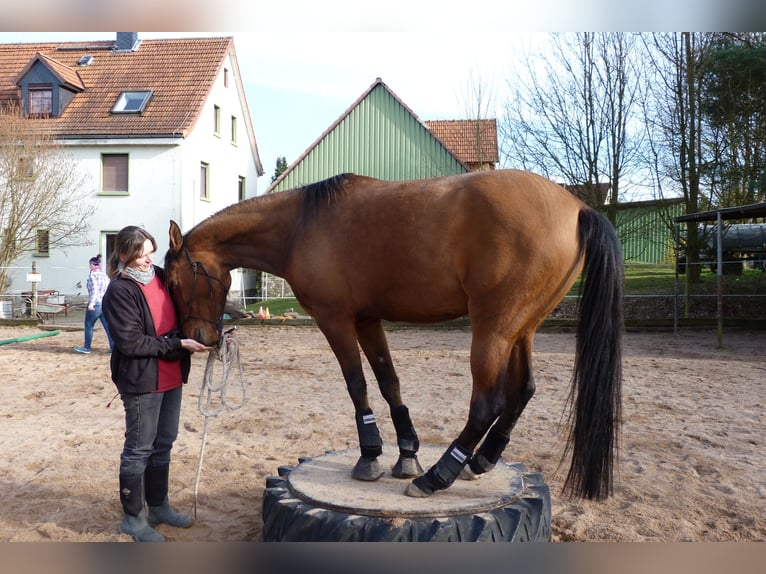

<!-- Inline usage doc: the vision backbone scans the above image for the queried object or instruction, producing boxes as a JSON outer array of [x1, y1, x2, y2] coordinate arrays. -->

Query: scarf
[[122, 264, 156, 285]]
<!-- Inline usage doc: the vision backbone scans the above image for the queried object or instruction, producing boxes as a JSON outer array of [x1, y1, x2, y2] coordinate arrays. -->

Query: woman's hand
[[181, 338, 212, 353]]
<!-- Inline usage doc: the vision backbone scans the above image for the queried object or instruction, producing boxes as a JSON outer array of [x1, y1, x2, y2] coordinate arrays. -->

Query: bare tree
[[500, 33, 644, 223], [0, 104, 95, 292], [642, 33, 716, 284]]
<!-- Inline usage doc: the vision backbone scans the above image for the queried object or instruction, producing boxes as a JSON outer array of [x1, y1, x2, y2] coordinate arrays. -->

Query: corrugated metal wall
[[271, 83, 466, 192], [616, 201, 685, 264]]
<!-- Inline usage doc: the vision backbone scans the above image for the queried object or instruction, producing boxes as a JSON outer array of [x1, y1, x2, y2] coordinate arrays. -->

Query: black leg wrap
[[423, 441, 472, 492], [355, 409, 383, 459], [390, 404, 419, 457], [469, 429, 510, 475]]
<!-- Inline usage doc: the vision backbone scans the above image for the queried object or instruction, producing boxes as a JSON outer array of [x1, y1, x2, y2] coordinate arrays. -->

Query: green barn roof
[[268, 78, 468, 193]]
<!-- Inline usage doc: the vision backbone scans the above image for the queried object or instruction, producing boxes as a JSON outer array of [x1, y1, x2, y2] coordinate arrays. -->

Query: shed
[[674, 202, 766, 345], [267, 78, 467, 193]]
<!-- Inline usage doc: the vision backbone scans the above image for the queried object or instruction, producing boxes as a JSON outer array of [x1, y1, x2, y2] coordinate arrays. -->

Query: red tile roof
[[0, 36, 233, 138], [424, 119, 499, 166]]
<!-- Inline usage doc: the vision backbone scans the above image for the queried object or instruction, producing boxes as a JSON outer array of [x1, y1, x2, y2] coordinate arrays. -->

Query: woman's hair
[[107, 226, 157, 278]]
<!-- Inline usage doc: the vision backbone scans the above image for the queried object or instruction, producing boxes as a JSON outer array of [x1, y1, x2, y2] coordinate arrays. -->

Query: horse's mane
[[183, 173, 355, 244], [300, 173, 353, 220]]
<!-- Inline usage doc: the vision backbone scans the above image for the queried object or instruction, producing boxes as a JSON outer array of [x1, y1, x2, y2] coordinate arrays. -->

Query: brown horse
[[164, 170, 623, 500]]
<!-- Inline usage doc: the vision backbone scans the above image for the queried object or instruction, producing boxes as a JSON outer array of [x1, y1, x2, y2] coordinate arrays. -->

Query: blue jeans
[[119, 386, 183, 477], [83, 304, 113, 350]]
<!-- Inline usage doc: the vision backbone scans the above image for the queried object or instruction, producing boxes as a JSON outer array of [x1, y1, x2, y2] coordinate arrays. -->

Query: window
[[102, 154, 129, 193], [28, 84, 52, 116], [111, 90, 152, 114], [224, 68, 229, 88], [238, 176, 246, 201], [105, 232, 117, 265], [213, 105, 221, 135], [231, 115, 237, 144], [200, 162, 209, 199], [18, 156, 35, 179], [35, 229, 50, 256]]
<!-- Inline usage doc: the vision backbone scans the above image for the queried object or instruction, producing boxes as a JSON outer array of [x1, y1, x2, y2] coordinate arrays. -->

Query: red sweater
[[139, 276, 182, 392]]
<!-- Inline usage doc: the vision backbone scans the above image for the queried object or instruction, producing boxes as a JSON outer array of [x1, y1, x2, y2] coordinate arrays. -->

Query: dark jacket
[[102, 265, 190, 394]]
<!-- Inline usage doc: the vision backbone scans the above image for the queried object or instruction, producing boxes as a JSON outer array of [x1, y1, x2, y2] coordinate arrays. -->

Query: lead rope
[[193, 327, 247, 518]]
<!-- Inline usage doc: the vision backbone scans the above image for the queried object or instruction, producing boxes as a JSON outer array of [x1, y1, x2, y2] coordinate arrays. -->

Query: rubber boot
[[145, 464, 193, 529], [119, 473, 164, 542], [148, 497, 193, 529], [119, 511, 165, 542]]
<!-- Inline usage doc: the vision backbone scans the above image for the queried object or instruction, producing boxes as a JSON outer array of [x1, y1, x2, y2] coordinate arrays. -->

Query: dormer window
[[112, 90, 152, 114], [28, 84, 53, 116], [14, 53, 85, 118]]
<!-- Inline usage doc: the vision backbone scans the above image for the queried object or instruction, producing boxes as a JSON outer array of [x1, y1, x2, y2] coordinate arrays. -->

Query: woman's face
[[124, 238, 155, 272]]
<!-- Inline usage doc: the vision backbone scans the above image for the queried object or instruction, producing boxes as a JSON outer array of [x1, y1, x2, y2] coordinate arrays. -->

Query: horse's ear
[[169, 220, 184, 255]]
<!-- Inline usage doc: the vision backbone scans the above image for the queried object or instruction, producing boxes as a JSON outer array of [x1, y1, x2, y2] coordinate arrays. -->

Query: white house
[[0, 32, 263, 301]]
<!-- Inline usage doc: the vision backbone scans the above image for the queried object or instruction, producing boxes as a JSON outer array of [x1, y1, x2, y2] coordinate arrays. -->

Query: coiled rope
[[193, 327, 247, 517]]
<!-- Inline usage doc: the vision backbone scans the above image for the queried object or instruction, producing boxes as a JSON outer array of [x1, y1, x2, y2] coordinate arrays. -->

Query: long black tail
[[564, 208, 624, 500]]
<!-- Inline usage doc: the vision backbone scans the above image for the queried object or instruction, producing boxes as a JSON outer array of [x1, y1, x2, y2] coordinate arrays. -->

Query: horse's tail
[[563, 207, 624, 500]]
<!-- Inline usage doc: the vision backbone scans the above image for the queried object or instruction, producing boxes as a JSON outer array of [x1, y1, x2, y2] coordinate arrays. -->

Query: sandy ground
[[0, 323, 763, 542]]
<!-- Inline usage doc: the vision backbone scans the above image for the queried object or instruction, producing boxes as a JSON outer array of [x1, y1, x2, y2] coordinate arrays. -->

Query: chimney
[[115, 32, 140, 52]]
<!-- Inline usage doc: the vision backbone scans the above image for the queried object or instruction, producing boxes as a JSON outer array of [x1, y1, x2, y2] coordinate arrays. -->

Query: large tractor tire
[[262, 445, 551, 542]]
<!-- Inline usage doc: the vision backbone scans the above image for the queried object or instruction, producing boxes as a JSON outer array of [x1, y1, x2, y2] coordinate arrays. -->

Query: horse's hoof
[[351, 456, 384, 481], [391, 455, 424, 478], [404, 475, 434, 498], [404, 482, 430, 498], [459, 466, 480, 481]]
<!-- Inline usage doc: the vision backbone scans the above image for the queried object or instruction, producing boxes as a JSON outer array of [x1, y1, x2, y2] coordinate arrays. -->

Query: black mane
[[300, 173, 353, 220]]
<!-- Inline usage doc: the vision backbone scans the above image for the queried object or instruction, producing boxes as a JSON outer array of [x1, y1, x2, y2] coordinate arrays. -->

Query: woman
[[102, 226, 209, 542], [74, 254, 114, 354]]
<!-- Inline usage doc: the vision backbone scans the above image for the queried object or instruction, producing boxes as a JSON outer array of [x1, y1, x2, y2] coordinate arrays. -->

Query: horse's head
[[165, 220, 231, 346]]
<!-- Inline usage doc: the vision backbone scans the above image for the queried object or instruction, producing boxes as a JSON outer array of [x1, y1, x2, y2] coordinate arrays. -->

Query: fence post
[[26, 261, 42, 319], [716, 212, 723, 348]]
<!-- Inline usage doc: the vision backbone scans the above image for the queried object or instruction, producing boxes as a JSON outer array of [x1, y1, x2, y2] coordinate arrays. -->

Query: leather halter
[[178, 246, 229, 338]]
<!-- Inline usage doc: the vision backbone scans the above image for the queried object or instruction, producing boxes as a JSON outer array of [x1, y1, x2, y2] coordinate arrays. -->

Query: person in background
[[102, 226, 209, 542], [74, 254, 113, 354]]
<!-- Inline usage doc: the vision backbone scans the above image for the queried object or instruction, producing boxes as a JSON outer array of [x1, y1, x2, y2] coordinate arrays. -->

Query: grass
[[570, 262, 766, 296], [622, 264, 679, 294]]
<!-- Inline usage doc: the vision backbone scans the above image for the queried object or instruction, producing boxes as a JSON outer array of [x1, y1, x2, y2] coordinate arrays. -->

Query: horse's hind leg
[[464, 334, 535, 479], [316, 317, 384, 481], [405, 324, 512, 497], [356, 318, 423, 478]]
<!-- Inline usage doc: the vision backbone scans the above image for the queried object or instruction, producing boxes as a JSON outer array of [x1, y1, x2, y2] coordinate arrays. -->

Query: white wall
[[7, 142, 182, 295], [176, 50, 264, 303], [6, 51, 263, 301]]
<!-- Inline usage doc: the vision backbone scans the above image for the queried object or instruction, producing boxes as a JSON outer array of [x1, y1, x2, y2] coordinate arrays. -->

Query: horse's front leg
[[356, 319, 423, 479], [317, 317, 384, 481]]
